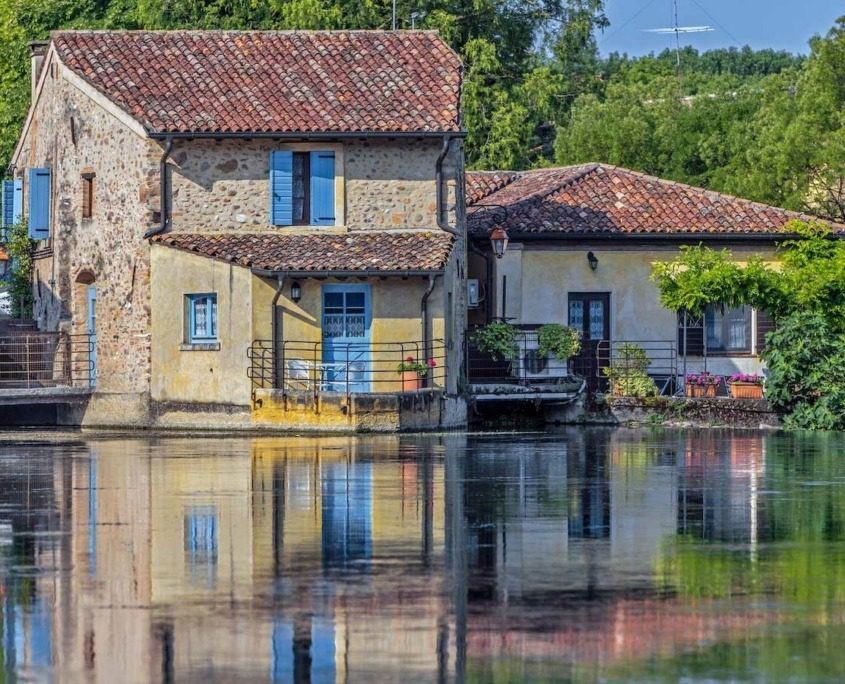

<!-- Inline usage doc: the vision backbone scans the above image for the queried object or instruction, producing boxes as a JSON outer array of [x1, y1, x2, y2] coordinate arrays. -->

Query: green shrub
[[471, 321, 519, 361], [603, 342, 658, 397]]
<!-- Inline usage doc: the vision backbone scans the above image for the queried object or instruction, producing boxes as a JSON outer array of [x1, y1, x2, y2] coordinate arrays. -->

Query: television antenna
[[643, 0, 714, 73]]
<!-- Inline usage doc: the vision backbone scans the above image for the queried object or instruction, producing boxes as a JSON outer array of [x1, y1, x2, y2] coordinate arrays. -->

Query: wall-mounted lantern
[[587, 251, 598, 271], [490, 228, 510, 259], [290, 281, 302, 303]]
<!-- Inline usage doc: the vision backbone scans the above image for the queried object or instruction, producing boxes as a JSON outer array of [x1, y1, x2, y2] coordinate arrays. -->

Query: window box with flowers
[[685, 371, 721, 398], [397, 356, 436, 391], [728, 373, 764, 399]]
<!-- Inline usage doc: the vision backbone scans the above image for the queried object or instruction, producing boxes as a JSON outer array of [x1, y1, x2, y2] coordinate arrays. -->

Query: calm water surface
[[1, 428, 845, 683]]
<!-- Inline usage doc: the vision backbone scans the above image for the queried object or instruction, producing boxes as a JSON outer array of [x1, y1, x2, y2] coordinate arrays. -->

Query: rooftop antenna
[[643, 0, 713, 77]]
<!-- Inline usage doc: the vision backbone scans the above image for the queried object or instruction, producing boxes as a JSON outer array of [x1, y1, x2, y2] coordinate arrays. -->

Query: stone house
[[8, 30, 467, 430], [465, 163, 844, 395]]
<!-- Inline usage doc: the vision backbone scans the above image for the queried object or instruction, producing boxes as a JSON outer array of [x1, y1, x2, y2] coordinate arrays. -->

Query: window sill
[[180, 342, 220, 352]]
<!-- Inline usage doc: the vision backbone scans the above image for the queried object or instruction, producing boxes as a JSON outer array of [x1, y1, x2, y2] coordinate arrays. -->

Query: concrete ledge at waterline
[[251, 388, 467, 432], [565, 396, 781, 429], [80, 392, 152, 428]]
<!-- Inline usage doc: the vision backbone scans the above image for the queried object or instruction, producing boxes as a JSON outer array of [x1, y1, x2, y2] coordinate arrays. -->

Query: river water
[[1, 428, 844, 682]]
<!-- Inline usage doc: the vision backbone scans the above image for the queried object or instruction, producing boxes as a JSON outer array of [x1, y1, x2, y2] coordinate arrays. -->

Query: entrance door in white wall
[[568, 292, 610, 391]]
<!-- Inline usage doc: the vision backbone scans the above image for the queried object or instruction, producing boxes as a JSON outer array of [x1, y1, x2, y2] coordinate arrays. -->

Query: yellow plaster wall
[[500, 244, 778, 376], [152, 247, 447, 408], [150, 246, 255, 406]]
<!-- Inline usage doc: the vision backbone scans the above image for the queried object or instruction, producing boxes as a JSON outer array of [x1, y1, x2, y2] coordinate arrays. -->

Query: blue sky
[[599, 0, 842, 56]]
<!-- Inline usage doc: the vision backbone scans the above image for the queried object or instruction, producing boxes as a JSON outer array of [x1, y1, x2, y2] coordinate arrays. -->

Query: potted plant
[[603, 342, 658, 397], [397, 356, 436, 391], [471, 321, 519, 361], [537, 324, 581, 362], [685, 371, 721, 398], [728, 373, 764, 399]]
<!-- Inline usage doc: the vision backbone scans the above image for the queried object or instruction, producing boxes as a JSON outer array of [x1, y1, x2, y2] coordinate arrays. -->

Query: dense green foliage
[[2, 0, 841, 219], [3, 220, 34, 317], [651, 222, 845, 430]]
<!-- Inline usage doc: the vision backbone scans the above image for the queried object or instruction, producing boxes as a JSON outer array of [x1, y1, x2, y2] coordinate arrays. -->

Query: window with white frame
[[705, 304, 752, 353], [186, 293, 218, 343]]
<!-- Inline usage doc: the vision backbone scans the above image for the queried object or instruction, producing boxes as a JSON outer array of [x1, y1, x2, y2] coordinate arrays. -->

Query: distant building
[[465, 163, 842, 393]]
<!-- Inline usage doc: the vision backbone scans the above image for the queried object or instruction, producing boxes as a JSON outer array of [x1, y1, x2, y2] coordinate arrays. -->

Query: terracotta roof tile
[[466, 164, 843, 237], [151, 231, 454, 273], [53, 30, 462, 134]]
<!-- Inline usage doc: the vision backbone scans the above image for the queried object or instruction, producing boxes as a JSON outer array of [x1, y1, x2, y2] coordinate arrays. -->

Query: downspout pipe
[[421, 274, 439, 388], [271, 275, 286, 390], [144, 137, 175, 239], [435, 135, 461, 238]]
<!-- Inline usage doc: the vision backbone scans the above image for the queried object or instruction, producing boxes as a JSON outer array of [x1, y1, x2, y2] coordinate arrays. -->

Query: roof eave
[[251, 267, 446, 279], [469, 231, 818, 243], [148, 130, 466, 140]]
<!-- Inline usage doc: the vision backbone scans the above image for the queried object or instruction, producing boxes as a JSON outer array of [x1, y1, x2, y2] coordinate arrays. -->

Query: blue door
[[87, 285, 97, 388], [322, 284, 371, 392]]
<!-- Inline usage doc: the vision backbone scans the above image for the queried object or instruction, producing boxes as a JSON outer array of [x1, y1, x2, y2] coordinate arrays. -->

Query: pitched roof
[[466, 164, 840, 238], [151, 231, 454, 273], [53, 30, 462, 135]]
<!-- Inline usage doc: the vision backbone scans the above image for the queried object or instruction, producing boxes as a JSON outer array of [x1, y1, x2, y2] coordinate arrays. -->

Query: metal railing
[[0, 333, 94, 389], [248, 339, 448, 398], [466, 328, 572, 385], [596, 339, 678, 396]]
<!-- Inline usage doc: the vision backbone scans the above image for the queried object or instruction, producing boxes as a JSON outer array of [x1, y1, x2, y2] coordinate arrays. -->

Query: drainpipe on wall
[[271, 275, 286, 391], [420, 274, 439, 387], [435, 135, 461, 238], [143, 137, 175, 239]]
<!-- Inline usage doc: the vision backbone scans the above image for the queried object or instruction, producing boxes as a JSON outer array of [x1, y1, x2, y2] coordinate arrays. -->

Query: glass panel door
[[321, 285, 371, 392]]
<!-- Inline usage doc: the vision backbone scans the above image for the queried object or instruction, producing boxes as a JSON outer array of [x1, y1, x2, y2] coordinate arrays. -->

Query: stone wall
[[18, 54, 159, 403], [168, 138, 442, 232]]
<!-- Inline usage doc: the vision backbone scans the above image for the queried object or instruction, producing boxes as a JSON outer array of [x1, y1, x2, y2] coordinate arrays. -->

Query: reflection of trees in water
[[664, 431, 845, 606]]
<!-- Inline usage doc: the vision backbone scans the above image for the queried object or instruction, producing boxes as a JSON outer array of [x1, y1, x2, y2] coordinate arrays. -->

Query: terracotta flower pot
[[686, 384, 718, 398], [401, 371, 423, 391], [730, 382, 764, 399]]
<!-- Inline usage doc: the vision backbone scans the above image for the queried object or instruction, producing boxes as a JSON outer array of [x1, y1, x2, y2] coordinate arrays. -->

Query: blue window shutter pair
[[28, 168, 51, 239], [310, 152, 336, 226], [269, 150, 335, 226]]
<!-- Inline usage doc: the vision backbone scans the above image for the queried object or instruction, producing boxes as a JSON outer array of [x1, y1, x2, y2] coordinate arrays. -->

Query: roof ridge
[[472, 163, 601, 207], [52, 28, 442, 36]]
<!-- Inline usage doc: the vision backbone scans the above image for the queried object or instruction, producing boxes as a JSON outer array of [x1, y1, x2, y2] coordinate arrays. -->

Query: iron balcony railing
[[466, 328, 572, 385], [248, 339, 448, 398], [595, 339, 678, 396], [0, 333, 95, 389]]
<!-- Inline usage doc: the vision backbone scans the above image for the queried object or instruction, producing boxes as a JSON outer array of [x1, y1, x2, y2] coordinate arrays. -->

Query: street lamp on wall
[[490, 228, 510, 259], [587, 251, 598, 271], [290, 281, 302, 303]]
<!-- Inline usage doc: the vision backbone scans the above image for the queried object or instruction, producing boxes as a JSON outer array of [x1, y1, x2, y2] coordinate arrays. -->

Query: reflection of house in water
[[677, 432, 766, 543], [0, 430, 780, 681]]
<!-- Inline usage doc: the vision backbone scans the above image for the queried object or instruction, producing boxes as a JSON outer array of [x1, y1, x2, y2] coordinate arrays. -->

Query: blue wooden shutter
[[2, 180, 14, 230], [28, 168, 51, 239], [270, 151, 293, 226], [310, 151, 336, 226], [13, 179, 22, 225]]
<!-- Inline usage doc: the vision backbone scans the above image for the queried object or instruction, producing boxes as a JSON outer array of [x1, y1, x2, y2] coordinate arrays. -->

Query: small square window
[[187, 294, 218, 343]]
